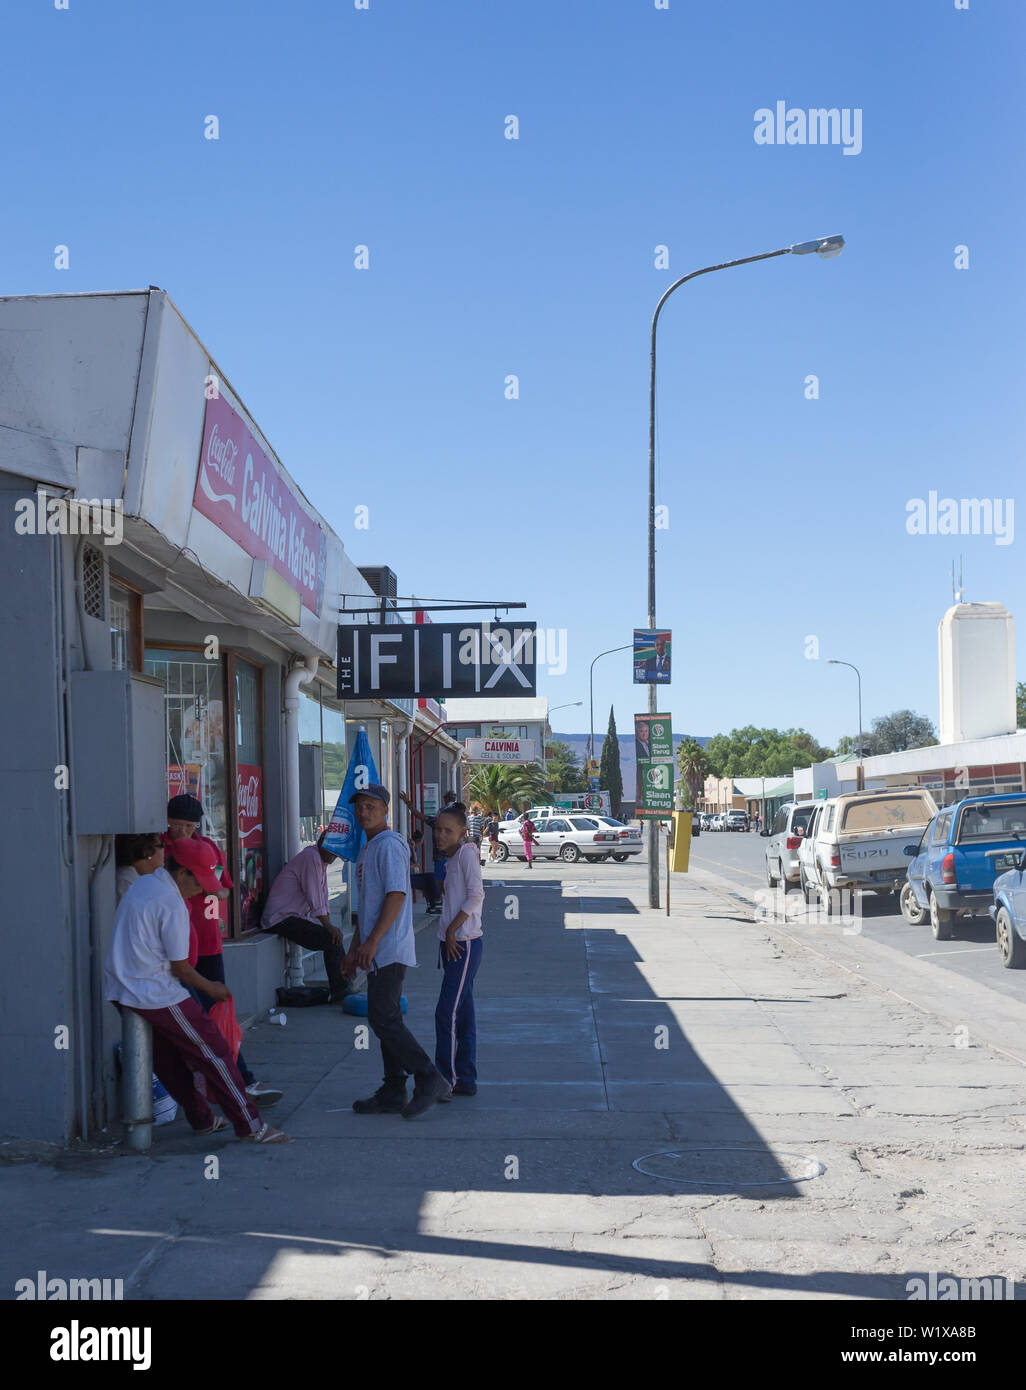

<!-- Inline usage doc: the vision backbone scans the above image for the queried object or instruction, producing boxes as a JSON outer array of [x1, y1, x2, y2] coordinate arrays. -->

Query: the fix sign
[[337, 622, 537, 700]]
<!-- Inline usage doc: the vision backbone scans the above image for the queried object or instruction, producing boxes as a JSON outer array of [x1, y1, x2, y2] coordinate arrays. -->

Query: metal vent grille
[[82, 545, 105, 620], [357, 565, 398, 600]]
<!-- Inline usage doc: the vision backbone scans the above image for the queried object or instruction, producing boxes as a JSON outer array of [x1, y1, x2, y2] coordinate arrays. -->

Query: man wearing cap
[[104, 835, 289, 1143], [165, 795, 283, 1107], [344, 784, 451, 1119], [261, 829, 355, 1001]]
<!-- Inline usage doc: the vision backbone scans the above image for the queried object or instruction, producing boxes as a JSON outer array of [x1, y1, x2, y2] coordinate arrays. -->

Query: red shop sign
[[193, 393, 327, 614]]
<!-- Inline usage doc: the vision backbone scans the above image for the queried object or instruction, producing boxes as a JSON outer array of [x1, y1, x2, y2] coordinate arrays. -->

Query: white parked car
[[582, 815, 644, 861], [493, 814, 620, 863]]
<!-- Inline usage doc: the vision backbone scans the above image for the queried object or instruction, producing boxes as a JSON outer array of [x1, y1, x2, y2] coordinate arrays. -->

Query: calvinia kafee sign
[[337, 622, 537, 700]]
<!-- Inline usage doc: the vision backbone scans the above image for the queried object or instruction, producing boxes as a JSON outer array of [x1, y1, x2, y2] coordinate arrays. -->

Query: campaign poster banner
[[322, 728, 381, 863], [636, 760, 674, 818], [193, 393, 327, 615], [634, 713, 672, 763], [633, 629, 672, 684]]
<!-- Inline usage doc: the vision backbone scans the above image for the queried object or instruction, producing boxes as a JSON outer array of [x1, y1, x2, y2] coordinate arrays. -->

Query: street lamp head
[[790, 234, 845, 259], [826, 658, 839, 665]]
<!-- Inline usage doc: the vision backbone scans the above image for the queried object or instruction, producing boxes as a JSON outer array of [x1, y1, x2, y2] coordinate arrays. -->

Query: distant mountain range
[[551, 731, 710, 802]]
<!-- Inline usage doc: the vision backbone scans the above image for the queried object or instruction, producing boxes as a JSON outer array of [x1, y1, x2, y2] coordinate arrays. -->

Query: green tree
[[866, 709, 936, 755], [598, 707, 623, 817], [1016, 681, 1025, 729], [545, 740, 586, 793], [676, 738, 709, 809], [467, 762, 552, 814], [702, 726, 834, 778]]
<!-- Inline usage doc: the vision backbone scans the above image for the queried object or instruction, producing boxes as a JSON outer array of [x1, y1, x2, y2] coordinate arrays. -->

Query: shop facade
[[0, 289, 398, 1141]]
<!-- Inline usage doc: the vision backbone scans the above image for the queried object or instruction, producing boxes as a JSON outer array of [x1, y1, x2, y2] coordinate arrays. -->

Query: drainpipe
[[392, 715, 414, 837], [283, 654, 320, 986]]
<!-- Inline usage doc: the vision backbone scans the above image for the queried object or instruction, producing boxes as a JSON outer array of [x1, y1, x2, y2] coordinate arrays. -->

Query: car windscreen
[[840, 795, 934, 832], [955, 801, 1026, 843]]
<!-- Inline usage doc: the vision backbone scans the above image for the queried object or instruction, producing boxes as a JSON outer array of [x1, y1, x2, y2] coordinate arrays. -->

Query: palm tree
[[467, 762, 552, 814], [676, 738, 709, 810]]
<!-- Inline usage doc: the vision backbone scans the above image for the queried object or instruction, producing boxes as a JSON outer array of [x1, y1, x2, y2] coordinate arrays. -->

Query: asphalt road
[[688, 826, 1026, 1005]]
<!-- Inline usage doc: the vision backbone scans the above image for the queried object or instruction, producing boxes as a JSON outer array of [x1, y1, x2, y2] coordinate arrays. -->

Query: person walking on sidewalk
[[485, 814, 501, 863], [261, 830, 357, 1001], [400, 789, 458, 900], [164, 794, 282, 1108], [408, 828, 443, 914], [346, 784, 451, 1119], [466, 804, 484, 847], [521, 813, 538, 868], [431, 806, 484, 1097], [104, 836, 289, 1143]]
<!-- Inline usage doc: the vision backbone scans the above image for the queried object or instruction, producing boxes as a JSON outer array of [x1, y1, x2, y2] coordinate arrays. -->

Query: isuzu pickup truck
[[798, 788, 938, 915]]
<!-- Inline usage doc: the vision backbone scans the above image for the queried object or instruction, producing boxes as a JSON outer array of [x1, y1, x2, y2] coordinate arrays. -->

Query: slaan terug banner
[[193, 394, 327, 615]]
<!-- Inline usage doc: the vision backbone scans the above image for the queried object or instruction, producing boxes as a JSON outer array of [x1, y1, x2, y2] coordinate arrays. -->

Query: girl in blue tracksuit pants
[[432, 808, 485, 1095]]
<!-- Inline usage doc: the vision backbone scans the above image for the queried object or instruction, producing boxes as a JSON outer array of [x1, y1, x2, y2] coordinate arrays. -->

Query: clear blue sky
[[3, 0, 1023, 748]]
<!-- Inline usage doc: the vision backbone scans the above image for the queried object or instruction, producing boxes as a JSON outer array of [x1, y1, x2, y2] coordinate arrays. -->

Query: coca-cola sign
[[193, 394, 327, 615], [237, 763, 263, 846]]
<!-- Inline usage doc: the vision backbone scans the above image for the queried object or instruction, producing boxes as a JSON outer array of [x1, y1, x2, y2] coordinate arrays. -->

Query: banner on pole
[[321, 727, 380, 862]]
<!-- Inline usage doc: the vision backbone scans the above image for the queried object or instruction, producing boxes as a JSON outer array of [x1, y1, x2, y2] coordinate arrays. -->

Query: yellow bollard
[[669, 812, 692, 873]]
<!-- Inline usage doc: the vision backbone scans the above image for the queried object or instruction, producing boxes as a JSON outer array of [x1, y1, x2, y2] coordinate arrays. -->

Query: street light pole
[[827, 659, 864, 789], [646, 235, 844, 907], [589, 645, 631, 778], [546, 700, 583, 785]]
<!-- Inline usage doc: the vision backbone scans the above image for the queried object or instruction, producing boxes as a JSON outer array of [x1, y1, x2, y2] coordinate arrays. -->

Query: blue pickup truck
[[901, 793, 1026, 940]]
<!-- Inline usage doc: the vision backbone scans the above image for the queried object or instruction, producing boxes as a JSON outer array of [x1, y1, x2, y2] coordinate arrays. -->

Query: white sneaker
[[246, 1081, 283, 1106]]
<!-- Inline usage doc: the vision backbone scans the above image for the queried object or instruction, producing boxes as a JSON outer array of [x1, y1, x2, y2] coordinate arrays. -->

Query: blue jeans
[[433, 854, 447, 886], [435, 937, 483, 1087]]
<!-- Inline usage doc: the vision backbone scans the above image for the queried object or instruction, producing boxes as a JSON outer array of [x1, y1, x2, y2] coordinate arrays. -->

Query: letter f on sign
[[370, 633, 403, 689]]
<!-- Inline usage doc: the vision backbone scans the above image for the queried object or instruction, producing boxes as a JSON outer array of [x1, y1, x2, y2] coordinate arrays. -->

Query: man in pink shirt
[[262, 830, 354, 1002]]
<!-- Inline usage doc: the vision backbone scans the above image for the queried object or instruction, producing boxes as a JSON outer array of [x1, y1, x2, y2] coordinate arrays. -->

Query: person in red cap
[[104, 836, 290, 1143], [165, 794, 283, 1107]]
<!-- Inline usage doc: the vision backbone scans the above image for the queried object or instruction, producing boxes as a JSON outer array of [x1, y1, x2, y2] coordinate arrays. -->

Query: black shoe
[[401, 1070, 452, 1119], [426, 904, 443, 915], [352, 1085, 406, 1114], [451, 1083, 477, 1097]]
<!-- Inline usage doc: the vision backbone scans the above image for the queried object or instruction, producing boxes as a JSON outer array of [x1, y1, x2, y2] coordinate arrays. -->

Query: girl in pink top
[[432, 807, 485, 1095], [521, 815, 538, 868]]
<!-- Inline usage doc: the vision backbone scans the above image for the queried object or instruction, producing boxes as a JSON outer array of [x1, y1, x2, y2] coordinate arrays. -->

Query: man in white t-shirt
[[105, 836, 289, 1144]]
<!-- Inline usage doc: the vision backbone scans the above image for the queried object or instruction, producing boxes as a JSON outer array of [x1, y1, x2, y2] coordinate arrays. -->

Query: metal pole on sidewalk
[[121, 1009, 153, 1152], [646, 234, 844, 908]]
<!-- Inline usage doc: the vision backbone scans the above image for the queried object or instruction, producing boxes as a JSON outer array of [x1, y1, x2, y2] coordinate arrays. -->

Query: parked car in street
[[492, 814, 619, 863], [903, 793, 1026, 940], [579, 815, 644, 861], [990, 846, 1026, 968], [799, 788, 938, 915], [762, 800, 818, 888], [725, 810, 749, 832]]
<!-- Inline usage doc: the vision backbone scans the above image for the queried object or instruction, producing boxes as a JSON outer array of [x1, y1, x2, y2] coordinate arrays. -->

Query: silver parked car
[[762, 801, 818, 888]]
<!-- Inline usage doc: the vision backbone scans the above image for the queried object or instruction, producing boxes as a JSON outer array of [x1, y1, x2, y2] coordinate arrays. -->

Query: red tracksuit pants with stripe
[[124, 997, 262, 1137]]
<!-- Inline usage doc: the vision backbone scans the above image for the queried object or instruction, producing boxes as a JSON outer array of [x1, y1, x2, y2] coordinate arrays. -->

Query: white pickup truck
[[798, 789, 938, 913]]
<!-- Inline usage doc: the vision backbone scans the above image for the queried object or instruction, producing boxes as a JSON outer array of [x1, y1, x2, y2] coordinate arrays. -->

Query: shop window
[[144, 648, 228, 850], [109, 579, 142, 671], [233, 657, 265, 933]]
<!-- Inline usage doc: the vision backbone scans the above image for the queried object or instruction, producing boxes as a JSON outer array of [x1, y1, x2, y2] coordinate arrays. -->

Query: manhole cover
[[632, 1147, 826, 1187]]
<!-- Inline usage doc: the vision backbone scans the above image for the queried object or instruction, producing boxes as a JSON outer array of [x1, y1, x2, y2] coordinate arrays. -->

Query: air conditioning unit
[[358, 566, 398, 601]]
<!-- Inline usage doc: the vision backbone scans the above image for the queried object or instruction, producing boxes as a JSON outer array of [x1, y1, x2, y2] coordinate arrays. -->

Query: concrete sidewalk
[[4, 854, 1026, 1300]]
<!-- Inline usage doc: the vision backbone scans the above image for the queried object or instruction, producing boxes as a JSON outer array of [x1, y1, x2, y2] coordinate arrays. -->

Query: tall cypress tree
[[599, 705, 623, 817]]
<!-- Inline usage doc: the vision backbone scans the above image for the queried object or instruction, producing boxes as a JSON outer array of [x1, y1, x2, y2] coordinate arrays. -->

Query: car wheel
[[612, 853, 629, 863], [899, 880, 928, 926], [928, 889, 954, 941], [494, 843, 509, 863], [559, 843, 580, 863], [996, 907, 1026, 968]]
